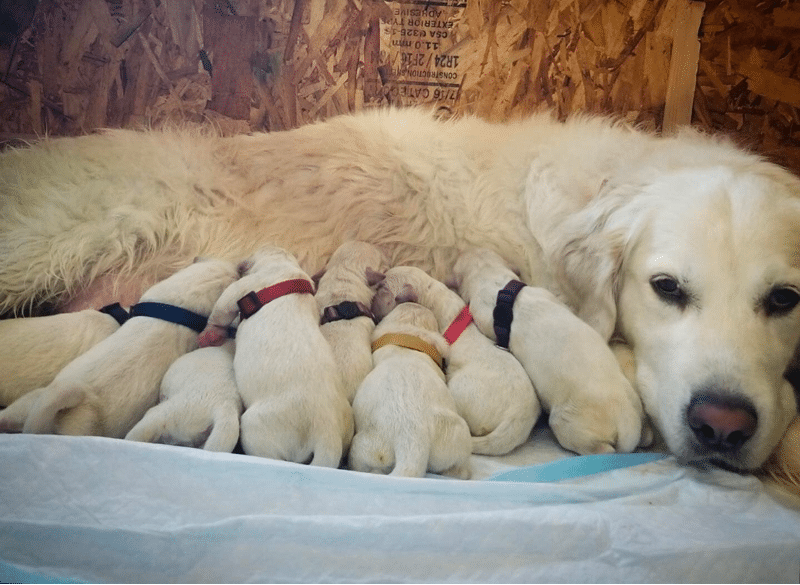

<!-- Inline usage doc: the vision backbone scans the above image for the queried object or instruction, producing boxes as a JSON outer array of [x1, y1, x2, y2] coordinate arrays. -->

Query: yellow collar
[[371, 333, 444, 371]]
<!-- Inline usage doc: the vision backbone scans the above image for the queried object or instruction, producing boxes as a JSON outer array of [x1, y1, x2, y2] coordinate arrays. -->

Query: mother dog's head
[[554, 146, 800, 471]]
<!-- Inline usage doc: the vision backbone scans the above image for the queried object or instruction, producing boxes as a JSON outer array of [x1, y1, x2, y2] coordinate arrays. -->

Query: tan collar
[[371, 333, 444, 371]]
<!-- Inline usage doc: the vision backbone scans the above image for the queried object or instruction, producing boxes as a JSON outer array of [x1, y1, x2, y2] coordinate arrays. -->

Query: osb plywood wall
[[0, 0, 798, 173]]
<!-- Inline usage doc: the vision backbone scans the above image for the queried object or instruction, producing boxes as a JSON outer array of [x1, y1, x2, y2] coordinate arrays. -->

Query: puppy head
[[614, 165, 800, 470], [326, 240, 389, 274], [372, 301, 450, 362], [238, 245, 307, 284], [140, 258, 239, 314], [315, 241, 388, 310], [370, 266, 435, 321], [452, 248, 520, 302]]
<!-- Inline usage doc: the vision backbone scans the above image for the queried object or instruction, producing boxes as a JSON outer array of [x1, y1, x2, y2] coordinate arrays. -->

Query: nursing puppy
[[349, 302, 472, 478], [371, 266, 540, 456], [198, 245, 353, 467], [314, 241, 387, 403], [0, 310, 120, 407], [125, 340, 242, 452], [453, 248, 646, 456], [0, 259, 238, 437]]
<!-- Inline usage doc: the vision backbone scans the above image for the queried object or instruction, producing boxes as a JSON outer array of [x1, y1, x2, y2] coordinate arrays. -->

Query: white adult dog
[[125, 340, 242, 452], [371, 265, 540, 456], [0, 310, 121, 407], [314, 241, 387, 403], [198, 245, 353, 467], [0, 259, 238, 437], [349, 301, 472, 478], [1, 108, 799, 470], [453, 248, 647, 456]]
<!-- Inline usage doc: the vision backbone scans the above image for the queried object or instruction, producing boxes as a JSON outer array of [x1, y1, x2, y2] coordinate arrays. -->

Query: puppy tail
[[470, 414, 536, 456], [202, 405, 241, 453], [309, 430, 345, 468], [389, 433, 430, 478], [23, 384, 87, 435], [124, 406, 168, 444]]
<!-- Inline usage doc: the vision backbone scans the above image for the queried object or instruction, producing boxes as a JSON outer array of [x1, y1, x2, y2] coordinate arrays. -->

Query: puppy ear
[[366, 267, 385, 287], [237, 258, 254, 276], [395, 283, 418, 304], [311, 268, 325, 287]]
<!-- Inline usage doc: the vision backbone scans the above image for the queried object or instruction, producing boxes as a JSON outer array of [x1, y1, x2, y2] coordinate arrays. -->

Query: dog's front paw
[[548, 395, 644, 455]]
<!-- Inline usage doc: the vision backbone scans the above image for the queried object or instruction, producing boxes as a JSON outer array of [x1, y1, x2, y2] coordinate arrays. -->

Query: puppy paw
[[198, 324, 229, 347], [0, 389, 44, 433], [0, 416, 23, 433]]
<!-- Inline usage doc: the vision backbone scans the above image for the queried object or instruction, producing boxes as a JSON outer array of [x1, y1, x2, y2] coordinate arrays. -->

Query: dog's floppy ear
[[549, 182, 642, 341], [395, 283, 418, 304]]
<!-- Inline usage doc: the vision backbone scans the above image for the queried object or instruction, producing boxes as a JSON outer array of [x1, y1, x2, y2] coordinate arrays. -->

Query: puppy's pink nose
[[687, 393, 757, 453]]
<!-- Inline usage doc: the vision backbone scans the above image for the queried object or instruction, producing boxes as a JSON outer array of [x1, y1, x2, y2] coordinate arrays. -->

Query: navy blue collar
[[99, 302, 130, 326], [128, 302, 209, 333]]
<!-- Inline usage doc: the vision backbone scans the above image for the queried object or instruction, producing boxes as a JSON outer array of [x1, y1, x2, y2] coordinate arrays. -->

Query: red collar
[[442, 304, 473, 344], [237, 278, 315, 319]]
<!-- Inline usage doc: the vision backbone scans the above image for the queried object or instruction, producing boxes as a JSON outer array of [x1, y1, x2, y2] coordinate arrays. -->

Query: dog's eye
[[765, 287, 800, 316], [650, 275, 687, 305]]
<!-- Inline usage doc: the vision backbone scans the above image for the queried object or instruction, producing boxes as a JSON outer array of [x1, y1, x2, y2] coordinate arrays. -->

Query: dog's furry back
[[0, 109, 563, 315]]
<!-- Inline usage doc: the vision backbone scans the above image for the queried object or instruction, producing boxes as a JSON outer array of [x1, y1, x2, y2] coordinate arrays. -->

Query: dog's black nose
[[686, 392, 758, 453]]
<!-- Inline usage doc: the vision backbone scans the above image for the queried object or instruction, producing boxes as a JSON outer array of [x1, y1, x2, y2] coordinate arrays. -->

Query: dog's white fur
[[314, 241, 387, 403], [2, 108, 800, 469], [370, 266, 540, 456], [349, 302, 471, 478], [453, 248, 646, 455], [199, 246, 353, 467], [0, 259, 238, 437], [125, 340, 242, 452], [0, 310, 120, 407]]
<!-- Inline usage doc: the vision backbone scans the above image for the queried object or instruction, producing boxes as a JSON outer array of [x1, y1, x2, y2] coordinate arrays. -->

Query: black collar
[[493, 279, 526, 349], [128, 302, 208, 333], [320, 300, 375, 325]]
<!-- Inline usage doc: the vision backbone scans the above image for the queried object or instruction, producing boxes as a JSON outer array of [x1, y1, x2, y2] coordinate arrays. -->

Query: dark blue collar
[[99, 302, 130, 326], [128, 302, 209, 333]]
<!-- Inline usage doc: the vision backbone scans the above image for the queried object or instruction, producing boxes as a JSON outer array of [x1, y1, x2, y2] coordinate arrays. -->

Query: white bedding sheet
[[1, 428, 799, 583]]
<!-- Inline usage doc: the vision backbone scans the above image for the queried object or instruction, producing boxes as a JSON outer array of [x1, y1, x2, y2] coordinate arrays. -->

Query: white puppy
[[349, 302, 472, 478], [371, 265, 540, 456], [198, 245, 353, 467], [0, 309, 121, 407], [314, 241, 387, 403], [0, 259, 238, 437], [453, 248, 647, 456], [125, 340, 242, 452]]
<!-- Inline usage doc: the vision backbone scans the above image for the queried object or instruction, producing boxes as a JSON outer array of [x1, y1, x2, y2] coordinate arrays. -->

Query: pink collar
[[442, 304, 473, 344], [237, 278, 315, 319]]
